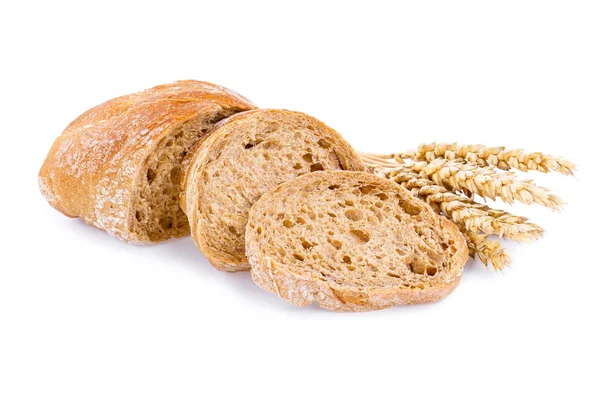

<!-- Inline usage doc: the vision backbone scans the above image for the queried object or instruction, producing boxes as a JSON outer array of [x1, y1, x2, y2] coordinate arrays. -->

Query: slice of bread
[[245, 171, 469, 312], [39, 80, 256, 243], [181, 109, 366, 271]]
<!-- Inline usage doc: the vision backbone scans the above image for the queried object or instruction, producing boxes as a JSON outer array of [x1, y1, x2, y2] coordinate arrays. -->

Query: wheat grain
[[381, 168, 545, 241], [407, 159, 565, 210], [466, 232, 511, 271], [399, 143, 576, 175]]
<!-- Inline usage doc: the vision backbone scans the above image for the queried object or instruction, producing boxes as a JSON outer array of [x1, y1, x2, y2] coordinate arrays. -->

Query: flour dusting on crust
[[38, 80, 256, 243]]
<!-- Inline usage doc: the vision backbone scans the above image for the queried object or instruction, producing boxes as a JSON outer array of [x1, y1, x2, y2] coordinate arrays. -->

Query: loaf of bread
[[181, 109, 366, 271], [39, 80, 256, 243], [245, 171, 469, 311]]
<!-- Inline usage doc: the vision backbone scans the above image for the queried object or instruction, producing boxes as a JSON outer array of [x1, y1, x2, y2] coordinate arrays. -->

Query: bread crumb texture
[[181, 109, 365, 271], [246, 171, 469, 312]]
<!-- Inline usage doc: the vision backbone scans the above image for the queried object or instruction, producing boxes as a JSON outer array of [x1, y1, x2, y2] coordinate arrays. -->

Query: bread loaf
[[245, 171, 469, 311], [39, 80, 256, 243], [181, 109, 366, 271]]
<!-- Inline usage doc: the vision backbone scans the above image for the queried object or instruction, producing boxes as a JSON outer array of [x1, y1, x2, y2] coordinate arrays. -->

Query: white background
[[1, 1, 599, 399]]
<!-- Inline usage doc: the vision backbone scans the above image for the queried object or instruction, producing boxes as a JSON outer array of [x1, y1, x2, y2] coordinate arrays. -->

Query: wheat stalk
[[382, 168, 544, 241], [391, 142, 576, 175], [358, 152, 400, 169], [409, 159, 565, 210], [360, 143, 573, 271]]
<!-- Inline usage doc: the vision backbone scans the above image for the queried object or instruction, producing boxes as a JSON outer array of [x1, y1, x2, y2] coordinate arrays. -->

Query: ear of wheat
[[466, 232, 511, 271], [381, 168, 545, 241], [381, 142, 577, 175], [361, 143, 575, 271], [411, 159, 564, 210]]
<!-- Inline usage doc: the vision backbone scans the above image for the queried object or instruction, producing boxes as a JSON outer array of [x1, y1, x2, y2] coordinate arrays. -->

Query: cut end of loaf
[[246, 171, 469, 311], [131, 108, 243, 242]]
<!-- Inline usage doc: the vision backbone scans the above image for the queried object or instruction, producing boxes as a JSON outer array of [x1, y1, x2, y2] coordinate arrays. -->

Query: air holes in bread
[[398, 200, 421, 216], [345, 208, 364, 221], [376, 193, 389, 201], [415, 226, 427, 238], [318, 138, 331, 149], [328, 239, 342, 250], [350, 229, 370, 244], [409, 259, 436, 276], [293, 253, 305, 261], [263, 141, 278, 150], [302, 153, 313, 162], [147, 168, 157, 184], [359, 185, 376, 195], [310, 163, 324, 172], [244, 139, 262, 149], [328, 184, 340, 190], [283, 220, 293, 228], [159, 216, 173, 230], [170, 167, 180, 184]]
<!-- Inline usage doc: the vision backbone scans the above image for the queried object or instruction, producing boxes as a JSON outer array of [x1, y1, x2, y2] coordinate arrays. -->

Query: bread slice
[[39, 80, 256, 243], [245, 171, 469, 312], [181, 109, 366, 272]]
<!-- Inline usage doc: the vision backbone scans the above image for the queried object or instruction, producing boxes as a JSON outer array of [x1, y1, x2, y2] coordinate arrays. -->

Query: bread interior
[[249, 174, 461, 289], [132, 108, 238, 242], [199, 115, 352, 266]]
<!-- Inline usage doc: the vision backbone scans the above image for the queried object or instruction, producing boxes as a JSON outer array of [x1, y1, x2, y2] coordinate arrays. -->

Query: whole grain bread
[[245, 171, 469, 312], [181, 109, 366, 271], [39, 80, 256, 243]]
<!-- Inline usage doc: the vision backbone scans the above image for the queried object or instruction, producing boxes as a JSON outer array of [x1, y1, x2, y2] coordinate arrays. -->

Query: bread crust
[[246, 171, 469, 312], [181, 109, 366, 271], [39, 80, 256, 243]]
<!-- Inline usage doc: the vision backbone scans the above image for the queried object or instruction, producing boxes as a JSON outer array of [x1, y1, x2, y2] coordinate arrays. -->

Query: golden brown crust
[[246, 171, 469, 312], [39, 80, 256, 243]]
